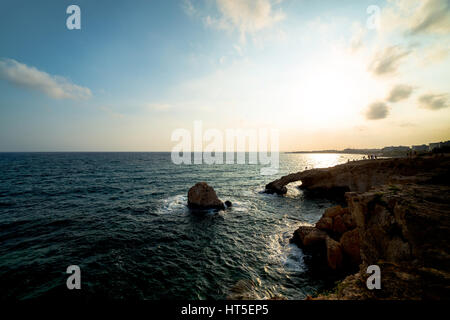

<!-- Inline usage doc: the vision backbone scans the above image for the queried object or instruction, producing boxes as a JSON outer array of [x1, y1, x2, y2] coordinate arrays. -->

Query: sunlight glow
[[306, 153, 341, 168], [285, 49, 382, 129]]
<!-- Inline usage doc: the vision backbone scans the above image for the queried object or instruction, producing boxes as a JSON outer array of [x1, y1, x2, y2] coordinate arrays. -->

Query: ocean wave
[[158, 194, 188, 213], [0, 152, 350, 299]]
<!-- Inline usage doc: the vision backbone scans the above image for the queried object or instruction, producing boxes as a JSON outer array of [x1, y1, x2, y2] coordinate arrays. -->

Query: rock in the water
[[303, 228, 328, 247], [187, 182, 225, 210], [291, 226, 317, 248], [225, 200, 232, 207], [315, 216, 333, 231], [292, 203, 359, 272], [316, 205, 351, 236]]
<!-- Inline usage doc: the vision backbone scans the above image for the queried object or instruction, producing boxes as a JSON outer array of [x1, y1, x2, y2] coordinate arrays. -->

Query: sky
[[0, 0, 449, 152]]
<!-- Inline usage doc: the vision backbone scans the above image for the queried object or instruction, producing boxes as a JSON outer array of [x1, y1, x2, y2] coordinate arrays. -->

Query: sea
[[0, 152, 362, 300]]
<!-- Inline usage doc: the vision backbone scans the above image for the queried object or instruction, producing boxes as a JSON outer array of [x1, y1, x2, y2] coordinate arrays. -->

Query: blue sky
[[0, 0, 449, 151]]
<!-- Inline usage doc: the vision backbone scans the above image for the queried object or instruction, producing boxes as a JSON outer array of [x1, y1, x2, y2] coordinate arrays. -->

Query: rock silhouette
[[187, 182, 225, 210]]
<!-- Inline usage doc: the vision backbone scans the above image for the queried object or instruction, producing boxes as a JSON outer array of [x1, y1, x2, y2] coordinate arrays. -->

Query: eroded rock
[[332, 215, 347, 235], [303, 228, 328, 247], [326, 237, 343, 270], [291, 226, 314, 248], [187, 182, 225, 210], [340, 229, 361, 266], [265, 155, 450, 196], [315, 216, 333, 231], [287, 155, 450, 299]]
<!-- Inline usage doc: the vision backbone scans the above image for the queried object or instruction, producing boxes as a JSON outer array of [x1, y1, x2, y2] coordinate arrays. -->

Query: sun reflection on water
[[306, 153, 341, 168]]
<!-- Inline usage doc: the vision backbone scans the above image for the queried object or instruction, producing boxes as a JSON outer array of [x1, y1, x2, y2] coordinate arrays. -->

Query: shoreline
[[266, 154, 450, 300]]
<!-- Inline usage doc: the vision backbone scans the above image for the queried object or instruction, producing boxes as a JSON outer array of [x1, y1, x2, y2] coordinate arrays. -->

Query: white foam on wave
[[285, 181, 303, 198], [283, 244, 305, 272], [228, 199, 250, 213], [158, 195, 228, 215], [265, 227, 306, 274], [159, 194, 188, 213]]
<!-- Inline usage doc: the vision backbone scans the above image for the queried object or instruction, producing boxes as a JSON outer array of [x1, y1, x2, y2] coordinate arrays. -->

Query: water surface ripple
[[0, 152, 361, 299]]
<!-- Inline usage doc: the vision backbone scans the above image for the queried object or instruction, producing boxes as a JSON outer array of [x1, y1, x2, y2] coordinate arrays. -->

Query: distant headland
[[288, 140, 450, 157]]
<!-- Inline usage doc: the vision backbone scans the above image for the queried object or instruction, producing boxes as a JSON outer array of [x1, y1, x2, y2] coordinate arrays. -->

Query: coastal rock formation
[[313, 183, 450, 300], [347, 184, 450, 272], [291, 205, 360, 272], [344, 184, 450, 299], [326, 237, 343, 270], [292, 226, 327, 249], [187, 182, 225, 210], [265, 155, 450, 196], [286, 155, 450, 299], [340, 229, 361, 266]]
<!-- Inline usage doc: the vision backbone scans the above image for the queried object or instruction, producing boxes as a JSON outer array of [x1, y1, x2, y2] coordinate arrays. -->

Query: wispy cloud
[[0, 58, 92, 100], [387, 84, 414, 103], [365, 102, 389, 120], [361, 0, 450, 123], [215, 0, 284, 33], [369, 46, 411, 76], [380, 0, 450, 36], [419, 93, 449, 110], [186, 0, 285, 43], [408, 0, 450, 35], [181, 0, 196, 17]]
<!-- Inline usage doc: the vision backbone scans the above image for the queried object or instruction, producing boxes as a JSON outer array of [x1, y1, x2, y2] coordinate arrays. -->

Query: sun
[[284, 48, 384, 130]]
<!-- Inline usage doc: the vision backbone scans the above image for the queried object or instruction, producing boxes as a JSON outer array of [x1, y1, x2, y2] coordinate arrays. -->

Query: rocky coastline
[[267, 154, 450, 300]]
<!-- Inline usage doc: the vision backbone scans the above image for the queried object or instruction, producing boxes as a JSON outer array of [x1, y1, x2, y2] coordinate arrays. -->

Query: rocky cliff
[[265, 155, 450, 196], [329, 183, 450, 300], [270, 155, 450, 300]]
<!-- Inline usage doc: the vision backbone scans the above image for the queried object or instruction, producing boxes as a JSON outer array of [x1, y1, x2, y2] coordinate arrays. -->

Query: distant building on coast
[[430, 140, 450, 153], [381, 146, 411, 156], [412, 145, 429, 152], [289, 140, 450, 156], [429, 142, 441, 150], [429, 141, 450, 151], [381, 146, 411, 152]]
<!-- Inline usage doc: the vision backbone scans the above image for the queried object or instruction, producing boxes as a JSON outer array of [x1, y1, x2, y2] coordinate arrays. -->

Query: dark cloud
[[369, 46, 411, 76], [387, 85, 414, 103], [419, 93, 449, 110], [365, 102, 389, 120]]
